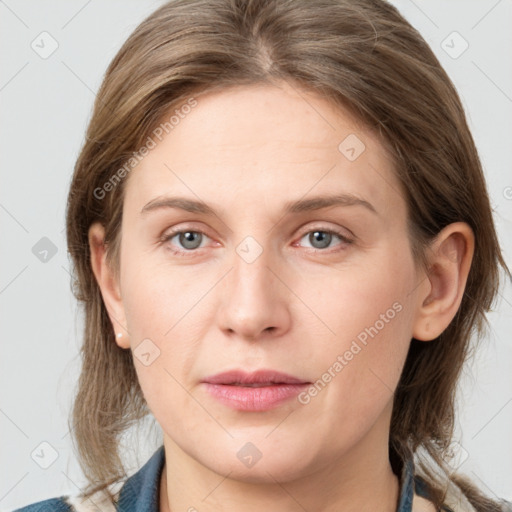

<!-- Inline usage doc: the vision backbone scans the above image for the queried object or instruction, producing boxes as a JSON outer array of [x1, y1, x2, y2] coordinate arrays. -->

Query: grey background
[[1, 0, 511, 509]]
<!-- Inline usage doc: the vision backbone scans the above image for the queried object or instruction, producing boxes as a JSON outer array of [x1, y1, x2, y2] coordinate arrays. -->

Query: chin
[[197, 441, 320, 484]]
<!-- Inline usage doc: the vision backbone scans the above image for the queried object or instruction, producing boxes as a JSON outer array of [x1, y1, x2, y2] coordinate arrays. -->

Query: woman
[[14, 0, 511, 511]]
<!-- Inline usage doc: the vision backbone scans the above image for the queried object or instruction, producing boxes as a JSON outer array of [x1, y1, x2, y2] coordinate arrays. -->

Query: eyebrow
[[140, 193, 377, 216]]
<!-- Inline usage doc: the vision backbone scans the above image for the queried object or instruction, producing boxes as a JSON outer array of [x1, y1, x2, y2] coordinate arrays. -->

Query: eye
[[160, 226, 353, 257], [296, 228, 353, 252], [161, 229, 211, 255]]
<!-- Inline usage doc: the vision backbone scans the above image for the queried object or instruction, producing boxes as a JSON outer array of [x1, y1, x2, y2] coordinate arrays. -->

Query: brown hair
[[65, 0, 510, 509]]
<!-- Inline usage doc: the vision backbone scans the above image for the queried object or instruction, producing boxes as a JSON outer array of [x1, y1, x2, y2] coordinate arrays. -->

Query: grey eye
[[307, 231, 333, 249], [175, 231, 203, 250]]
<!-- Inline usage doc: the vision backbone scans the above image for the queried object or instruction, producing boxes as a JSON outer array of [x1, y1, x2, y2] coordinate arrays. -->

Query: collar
[[117, 445, 165, 512], [397, 455, 416, 512]]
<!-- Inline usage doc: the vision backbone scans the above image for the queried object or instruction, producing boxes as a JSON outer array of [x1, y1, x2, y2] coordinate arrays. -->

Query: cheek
[[294, 246, 416, 413], [121, 254, 206, 337], [119, 257, 217, 411]]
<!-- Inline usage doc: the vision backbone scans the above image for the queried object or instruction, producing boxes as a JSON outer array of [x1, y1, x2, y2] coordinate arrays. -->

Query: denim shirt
[[11, 445, 509, 512]]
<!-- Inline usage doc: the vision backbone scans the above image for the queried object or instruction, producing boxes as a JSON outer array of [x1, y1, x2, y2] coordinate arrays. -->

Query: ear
[[88, 222, 130, 349], [412, 222, 475, 341]]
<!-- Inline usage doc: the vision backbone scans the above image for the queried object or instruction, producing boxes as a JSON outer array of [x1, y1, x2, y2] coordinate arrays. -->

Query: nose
[[216, 242, 291, 341]]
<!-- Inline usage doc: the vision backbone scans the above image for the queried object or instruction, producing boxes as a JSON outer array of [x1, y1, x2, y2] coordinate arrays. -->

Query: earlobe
[[412, 222, 475, 342], [88, 222, 130, 349]]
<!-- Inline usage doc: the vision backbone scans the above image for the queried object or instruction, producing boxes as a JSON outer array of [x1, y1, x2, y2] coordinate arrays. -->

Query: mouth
[[201, 369, 311, 411]]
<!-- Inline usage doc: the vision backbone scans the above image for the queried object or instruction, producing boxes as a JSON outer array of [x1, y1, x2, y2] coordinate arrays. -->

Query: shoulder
[[12, 445, 165, 512], [412, 492, 437, 512], [11, 496, 73, 512], [414, 474, 512, 512], [414, 473, 475, 512], [12, 489, 117, 512]]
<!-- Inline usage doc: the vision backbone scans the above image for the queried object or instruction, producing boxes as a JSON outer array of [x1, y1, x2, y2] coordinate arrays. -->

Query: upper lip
[[202, 369, 310, 385]]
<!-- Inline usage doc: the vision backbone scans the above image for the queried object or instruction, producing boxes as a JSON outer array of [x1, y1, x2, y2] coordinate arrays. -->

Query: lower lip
[[202, 383, 309, 411]]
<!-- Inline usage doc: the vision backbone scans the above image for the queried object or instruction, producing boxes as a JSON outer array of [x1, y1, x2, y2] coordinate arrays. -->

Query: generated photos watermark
[[93, 97, 198, 200], [297, 301, 403, 405]]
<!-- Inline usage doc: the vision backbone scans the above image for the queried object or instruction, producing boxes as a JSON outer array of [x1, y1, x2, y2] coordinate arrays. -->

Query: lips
[[201, 369, 310, 386], [201, 369, 311, 411]]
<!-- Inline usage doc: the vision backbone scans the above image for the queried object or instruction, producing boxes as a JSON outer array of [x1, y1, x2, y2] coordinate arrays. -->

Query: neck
[[159, 420, 400, 512]]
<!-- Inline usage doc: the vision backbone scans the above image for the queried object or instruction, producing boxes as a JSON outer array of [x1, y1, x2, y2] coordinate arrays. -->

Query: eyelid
[[159, 224, 213, 246], [296, 223, 355, 242]]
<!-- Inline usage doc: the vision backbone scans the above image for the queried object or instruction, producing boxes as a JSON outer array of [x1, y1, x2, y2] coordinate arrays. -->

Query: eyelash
[[160, 225, 354, 257]]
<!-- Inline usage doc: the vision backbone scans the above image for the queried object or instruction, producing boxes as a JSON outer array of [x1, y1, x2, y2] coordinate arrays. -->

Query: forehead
[[124, 82, 404, 220]]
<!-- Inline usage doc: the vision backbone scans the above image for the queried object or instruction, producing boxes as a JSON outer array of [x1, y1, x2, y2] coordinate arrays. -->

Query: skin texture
[[89, 82, 474, 512]]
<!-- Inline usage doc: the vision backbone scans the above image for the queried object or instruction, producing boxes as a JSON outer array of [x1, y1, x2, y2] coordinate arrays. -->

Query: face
[[107, 82, 424, 483]]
